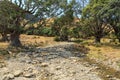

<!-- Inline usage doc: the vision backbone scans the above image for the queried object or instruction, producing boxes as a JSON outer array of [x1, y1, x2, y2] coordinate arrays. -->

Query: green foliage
[[70, 27, 82, 38], [40, 27, 53, 36], [99, 0, 120, 41], [25, 26, 53, 36], [0, 0, 69, 47], [25, 30, 34, 35], [54, 36, 61, 41], [82, 0, 111, 43], [52, 1, 74, 41], [33, 29, 40, 35]]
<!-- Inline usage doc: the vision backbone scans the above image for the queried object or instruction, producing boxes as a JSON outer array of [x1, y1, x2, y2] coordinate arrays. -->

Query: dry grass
[[0, 42, 8, 49], [0, 35, 120, 61], [0, 34, 57, 49], [82, 38, 120, 61], [0, 34, 58, 59], [20, 34, 57, 47]]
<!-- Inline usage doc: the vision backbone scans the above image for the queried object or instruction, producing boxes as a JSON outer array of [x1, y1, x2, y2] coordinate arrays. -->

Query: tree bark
[[95, 36, 101, 43], [0, 33, 9, 42], [10, 32, 22, 47], [60, 35, 68, 41], [112, 26, 120, 43]]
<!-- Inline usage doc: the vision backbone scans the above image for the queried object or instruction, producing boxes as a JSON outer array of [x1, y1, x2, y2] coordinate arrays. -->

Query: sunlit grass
[[80, 38, 120, 61], [0, 35, 120, 61]]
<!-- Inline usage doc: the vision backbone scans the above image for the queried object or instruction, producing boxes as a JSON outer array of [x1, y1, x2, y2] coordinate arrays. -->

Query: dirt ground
[[0, 34, 120, 62], [0, 35, 120, 80]]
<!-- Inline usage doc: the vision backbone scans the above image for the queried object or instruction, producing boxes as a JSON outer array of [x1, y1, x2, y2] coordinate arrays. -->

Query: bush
[[25, 30, 33, 35], [33, 29, 40, 35], [41, 27, 53, 36], [54, 36, 61, 41]]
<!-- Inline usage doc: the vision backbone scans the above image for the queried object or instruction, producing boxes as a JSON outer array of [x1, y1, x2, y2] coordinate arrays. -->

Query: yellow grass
[[20, 34, 56, 47], [83, 38, 120, 61], [0, 42, 8, 49], [0, 34, 61, 49], [0, 35, 120, 61]]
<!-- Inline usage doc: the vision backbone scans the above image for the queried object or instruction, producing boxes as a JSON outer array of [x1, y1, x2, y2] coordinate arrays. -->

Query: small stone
[[0, 63, 6, 68], [25, 67, 33, 73], [23, 73, 35, 78], [32, 60, 39, 64], [106, 75, 112, 78], [3, 74, 15, 80], [72, 71, 76, 75], [95, 66, 100, 69], [14, 70, 23, 77], [55, 66, 61, 70], [2, 75, 9, 80], [73, 59, 77, 62], [0, 64, 3, 68], [40, 62, 49, 67], [26, 60, 32, 64], [8, 74, 14, 79]]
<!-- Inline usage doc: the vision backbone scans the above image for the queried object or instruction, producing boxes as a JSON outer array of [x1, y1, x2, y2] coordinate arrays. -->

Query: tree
[[0, 16, 9, 42], [0, 1, 11, 42], [82, 0, 112, 43], [52, 1, 74, 41], [0, 0, 26, 47], [0, 0, 67, 47], [99, 0, 120, 42]]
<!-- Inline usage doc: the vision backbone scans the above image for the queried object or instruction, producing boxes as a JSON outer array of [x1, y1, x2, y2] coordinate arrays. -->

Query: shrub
[[33, 29, 40, 35], [54, 36, 61, 41], [41, 27, 53, 36], [25, 30, 33, 35]]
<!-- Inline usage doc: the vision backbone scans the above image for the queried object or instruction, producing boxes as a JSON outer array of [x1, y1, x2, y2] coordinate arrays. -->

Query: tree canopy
[[0, 0, 68, 47], [0, 0, 120, 47], [99, 0, 120, 42]]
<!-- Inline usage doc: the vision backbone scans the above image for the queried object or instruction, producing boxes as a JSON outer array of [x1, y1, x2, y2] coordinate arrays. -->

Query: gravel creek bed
[[0, 43, 120, 80]]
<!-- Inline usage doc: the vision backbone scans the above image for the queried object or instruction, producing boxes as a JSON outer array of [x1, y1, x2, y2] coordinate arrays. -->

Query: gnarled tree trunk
[[10, 31, 21, 47], [60, 35, 68, 41], [95, 36, 101, 43]]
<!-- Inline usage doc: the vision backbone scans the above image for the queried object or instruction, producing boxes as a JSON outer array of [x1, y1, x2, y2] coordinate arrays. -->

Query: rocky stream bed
[[0, 43, 120, 80]]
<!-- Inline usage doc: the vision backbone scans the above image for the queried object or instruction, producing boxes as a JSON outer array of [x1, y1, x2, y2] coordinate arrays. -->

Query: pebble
[[106, 75, 112, 78], [13, 70, 23, 77], [2, 74, 14, 80], [23, 73, 35, 78], [95, 66, 100, 69], [40, 62, 49, 67], [0, 64, 3, 68], [7, 74, 14, 79], [55, 66, 61, 70]]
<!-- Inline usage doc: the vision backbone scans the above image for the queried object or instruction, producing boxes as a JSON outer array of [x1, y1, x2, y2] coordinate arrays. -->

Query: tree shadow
[[15, 44, 89, 62]]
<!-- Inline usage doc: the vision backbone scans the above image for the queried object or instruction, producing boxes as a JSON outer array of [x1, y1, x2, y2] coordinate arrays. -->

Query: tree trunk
[[95, 36, 101, 43], [112, 26, 120, 43], [0, 33, 9, 42], [59, 27, 69, 41], [10, 32, 22, 47], [60, 35, 68, 41]]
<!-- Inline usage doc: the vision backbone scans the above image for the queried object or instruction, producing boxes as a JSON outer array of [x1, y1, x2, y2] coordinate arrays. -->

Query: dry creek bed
[[0, 43, 120, 80]]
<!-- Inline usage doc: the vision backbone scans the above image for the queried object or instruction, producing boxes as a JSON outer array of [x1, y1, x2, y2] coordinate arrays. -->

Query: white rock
[[2, 75, 9, 80], [13, 70, 23, 77], [55, 66, 61, 70], [23, 73, 35, 78], [2, 74, 14, 80], [7, 74, 14, 79], [40, 62, 49, 67]]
